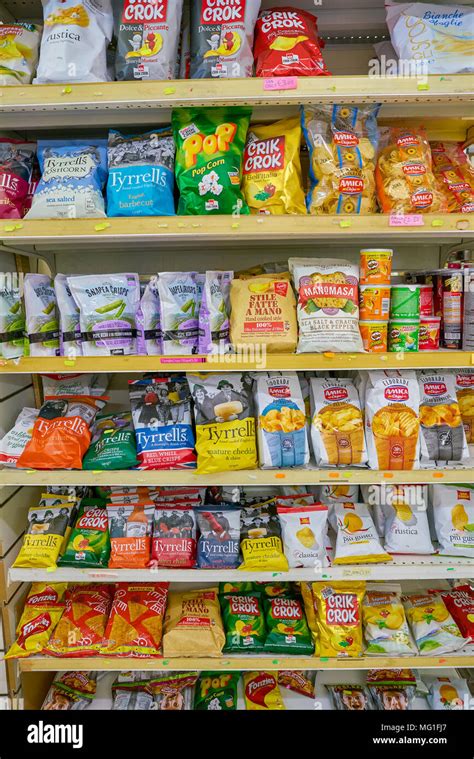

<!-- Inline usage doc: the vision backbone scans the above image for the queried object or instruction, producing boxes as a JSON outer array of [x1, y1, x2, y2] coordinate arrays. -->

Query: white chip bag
[[402, 590, 465, 655], [419, 373, 469, 464], [0, 408, 38, 467], [256, 372, 309, 468], [310, 377, 367, 467], [382, 485, 434, 555], [277, 503, 328, 568], [332, 502, 392, 565], [433, 484, 474, 558]]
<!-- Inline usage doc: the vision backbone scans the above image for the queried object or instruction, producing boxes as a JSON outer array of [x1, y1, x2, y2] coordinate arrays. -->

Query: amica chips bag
[[173, 107, 251, 215], [363, 584, 416, 655], [402, 590, 465, 655], [278, 503, 328, 568], [13, 500, 75, 569], [433, 484, 474, 558], [163, 588, 225, 657], [312, 581, 366, 658], [102, 583, 168, 657], [332, 502, 392, 565], [190, 0, 260, 79], [107, 501, 154, 569], [0, 23, 41, 86], [311, 377, 367, 467], [431, 141, 474, 213], [45, 584, 113, 657], [0, 139, 36, 219], [256, 372, 309, 468], [221, 591, 266, 653], [242, 117, 306, 215], [455, 370, 474, 442], [24, 273, 59, 357], [0, 275, 26, 360], [419, 372, 469, 464], [115, 0, 183, 81], [289, 257, 363, 353], [239, 500, 288, 571], [188, 372, 257, 474], [254, 7, 329, 78], [302, 105, 379, 215]]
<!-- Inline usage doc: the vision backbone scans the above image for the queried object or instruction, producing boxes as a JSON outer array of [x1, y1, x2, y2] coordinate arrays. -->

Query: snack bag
[[150, 504, 197, 568], [198, 270, 233, 355], [5, 603, 64, 659], [24, 273, 59, 357], [149, 672, 197, 711], [163, 588, 225, 657], [58, 499, 110, 568], [311, 378, 367, 466], [68, 273, 140, 356], [115, 0, 183, 81], [332, 502, 392, 565], [242, 117, 306, 215], [188, 373, 257, 474], [45, 584, 113, 657], [300, 581, 319, 653], [42, 672, 97, 710], [365, 370, 421, 470], [18, 582, 68, 625], [327, 684, 373, 711], [239, 500, 288, 571], [433, 484, 474, 558], [35, 0, 113, 83], [107, 128, 175, 217], [229, 273, 298, 353], [263, 594, 314, 654], [319, 485, 360, 503], [386, 2, 474, 75], [173, 107, 251, 215], [112, 674, 154, 710], [278, 671, 315, 699], [219, 581, 254, 595], [41, 373, 109, 398], [83, 411, 138, 471], [363, 584, 416, 655], [440, 584, 474, 642], [13, 500, 74, 569], [382, 486, 434, 555], [243, 672, 285, 710], [376, 127, 447, 214], [302, 105, 379, 215], [425, 676, 469, 710], [102, 583, 168, 657], [256, 372, 308, 468], [107, 502, 154, 568], [0, 408, 37, 467], [0, 23, 41, 85], [138, 276, 161, 355], [455, 370, 474, 442], [402, 591, 465, 655], [289, 258, 363, 353], [367, 669, 416, 711], [196, 507, 241, 569], [18, 395, 106, 470], [129, 377, 196, 469], [194, 672, 239, 710], [220, 591, 265, 653], [278, 503, 328, 568], [157, 271, 198, 355], [419, 373, 469, 463], [312, 581, 366, 658], [54, 274, 82, 358], [27, 140, 108, 219], [190, 0, 260, 79], [254, 7, 329, 78], [431, 141, 474, 213], [0, 274, 26, 360], [0, 139, 36, 219]]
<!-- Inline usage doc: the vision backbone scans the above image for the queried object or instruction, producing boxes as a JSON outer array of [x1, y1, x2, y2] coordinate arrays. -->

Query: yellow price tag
[[339, 220, 352, 228], [431, 219, 444, 227], [417, 83, 429, 91], [94, 222, 111, 232]]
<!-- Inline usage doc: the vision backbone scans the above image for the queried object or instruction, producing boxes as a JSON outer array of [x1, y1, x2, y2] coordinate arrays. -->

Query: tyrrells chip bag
[[0, 23, 42, 86], [129, 377, 196, 469], [242, 117, 306, 215], [13, 500, 75, 569], [150, 504, 197, 568], [54, 274, 82, 357], [34, 0, 113, 84], [82, 411, 138, 471], [68, 273, 140, 356], [256, 372, 309, 468], [24, 273, 59, 357], [187, 373, 257, 474], [107, 501, 154, 569], [107, 128, 176, 217], [158, 272, 198, 355], [254, 7, 330, 78], [172, 107, 251, 215], [58, 498, 110, 568], [115, 0, 184, 81], [0, 407, 38, 467], [432, 484, 474, 558], [418, 373, 469, 464], [310, 377, 367, 467], [190, 0, 261, 79], [0, 139, 36, 218], [312, 581, 366, 658], [289, 258, 363, 353], [0, 275, 26, 359], [239, 500, 288, 572], [26, 140, 108, 219], [196, 507, 241, 569], [198, 270, 233, 355], [365, 370, 421, 470]]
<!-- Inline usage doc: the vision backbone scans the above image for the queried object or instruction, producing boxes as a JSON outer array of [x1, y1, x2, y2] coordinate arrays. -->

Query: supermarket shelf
[[1, 351, 472, 375], [9, 554, 474, 585], [1, 75, 473, 130], [18, 653, 474, 673], [1, 468, 473, 486]]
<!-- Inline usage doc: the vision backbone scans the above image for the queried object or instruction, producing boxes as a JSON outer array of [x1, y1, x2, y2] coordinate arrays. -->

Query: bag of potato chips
[[363, 584, 416, 655], [6, 595, 65, 660], [278, 503, 328, 568], [243, 671, 285, 710], [58, 499, 110, 568], [256, 372, 309, 468], [312, 581, 366, 658], [221, 591, 266, 653], [382, 485, 434, 555], [432, 484, 474, 558], [302, 105, 379, 215], [107, 502, 154, 569], [242, 117, 306, 215], [163, 588, 225, 658], [13, 500, 75, 569], [239, 500, 289, 572], [425, 675, 470, 710], [419, 373, 469, 464], [0, 23, 42, 86], [263, 594, 314, 654], [102, 583, 168, 657], [327, 684, 373, 711], [402, 591, 465, 655], [311, 378, 367, 467], [300, 581, 320, 654], [431, 141, 474, 213], [332, 502, 392, 565], [45, 584, 113, 657]]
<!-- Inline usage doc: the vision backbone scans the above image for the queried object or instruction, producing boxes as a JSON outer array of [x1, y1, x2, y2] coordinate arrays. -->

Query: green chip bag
[[221, 592, 266, 653], [58, 499, 110, 569], [263, 595, 314, 655], [219, 581, 255, 595], [83, 411, 138, 471], [173, 107, 251, 215], [193, 672, 240, 711]]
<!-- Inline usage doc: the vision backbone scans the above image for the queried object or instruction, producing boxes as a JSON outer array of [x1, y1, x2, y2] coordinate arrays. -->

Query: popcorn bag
[[256, 372, 309, 468], [311, 378, 367, 467]]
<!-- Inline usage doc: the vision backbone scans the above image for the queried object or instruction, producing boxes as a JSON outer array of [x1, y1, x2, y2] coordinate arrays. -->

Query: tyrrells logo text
[[27, 721, 84, 750]]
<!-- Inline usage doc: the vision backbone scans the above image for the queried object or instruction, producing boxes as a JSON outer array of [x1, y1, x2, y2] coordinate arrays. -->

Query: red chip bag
[[440, 585, 474, 642], [150, 505, 197, 568], [254, 7, 330, 78], [0, 139, 36, 219]]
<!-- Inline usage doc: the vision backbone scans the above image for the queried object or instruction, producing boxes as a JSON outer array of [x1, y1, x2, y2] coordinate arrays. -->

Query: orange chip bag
[[102, 583, 168, 657], [431, 141, 474, 214], [312, 581, 365, 658], [45, 584, 113, 657], [242, 117, 306, 215], [243, 671, 285, 710], [107, 501, 154, 569], [17, 395, 106, 470], [163, 588, 225, 658], [6, 603, 64, 660]]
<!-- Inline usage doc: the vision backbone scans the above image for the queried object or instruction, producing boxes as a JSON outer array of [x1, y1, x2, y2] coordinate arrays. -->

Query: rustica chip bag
[[190, 0, 260, 79], [115, 0, 184, 81], [254, 7, 330, 78], [0, 139, 36, 219], [0, 23, 42, 86], [173, 107, 251, 215]]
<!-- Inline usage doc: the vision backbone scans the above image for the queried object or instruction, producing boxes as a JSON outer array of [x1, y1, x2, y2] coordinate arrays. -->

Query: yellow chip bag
[[242, 116, 306, 215], [312, 581, 365, 658], [239, 500, 289, 572], [300, 581, 320, 655], [363, 584, 417, 655], [243, 672, 285, 710], [6, 603, 64, 659], [13, 499, 75, 569], [17, 582, 68, 634]]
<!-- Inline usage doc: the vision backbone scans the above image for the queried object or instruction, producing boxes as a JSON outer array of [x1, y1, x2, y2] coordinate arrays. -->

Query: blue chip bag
[[26, 140, 108, 219], [107, 128, 175, 217], [196, 507, 241, 569]]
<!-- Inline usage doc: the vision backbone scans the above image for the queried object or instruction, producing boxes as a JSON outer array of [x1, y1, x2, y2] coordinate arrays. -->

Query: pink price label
[[263, 77, 298, 91], [160, 357, 206, 364], [389, 214, 425, 227]]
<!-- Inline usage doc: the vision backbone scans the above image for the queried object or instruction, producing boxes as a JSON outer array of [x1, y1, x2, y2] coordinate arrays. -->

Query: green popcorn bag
[[221, 591, 266, 653], [83, 411, 138, 471], [59, 499, 110, 568], [193, 672, 240, 710], [263, 594, 314, 655], [173, 107, 251, 215]]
